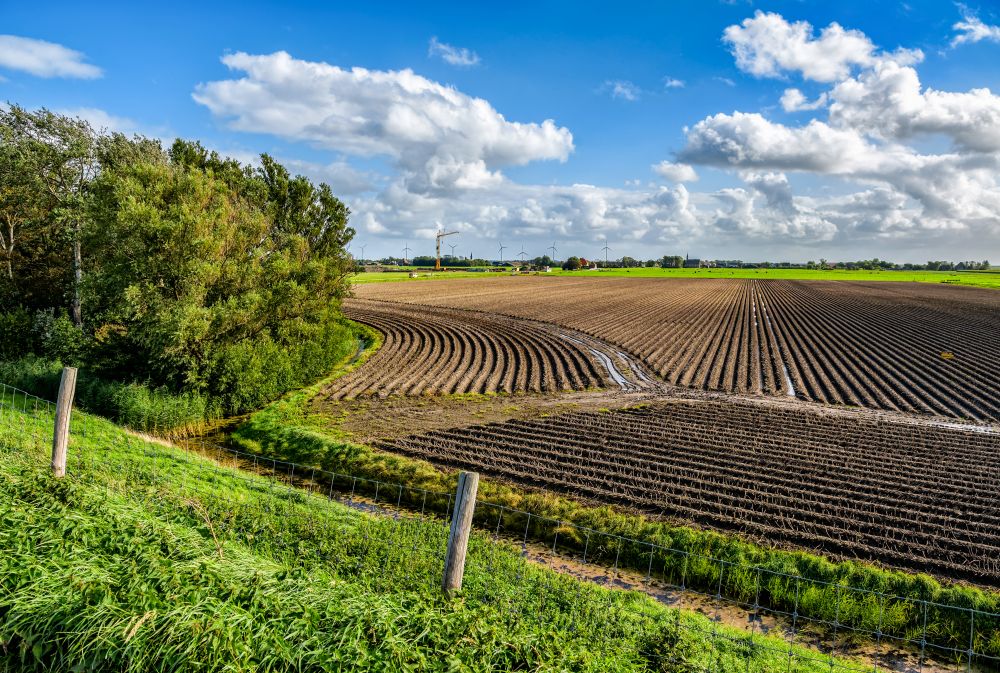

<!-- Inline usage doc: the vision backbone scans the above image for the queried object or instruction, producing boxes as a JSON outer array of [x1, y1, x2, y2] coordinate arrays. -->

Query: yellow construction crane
[[435, 230, 459, 270]]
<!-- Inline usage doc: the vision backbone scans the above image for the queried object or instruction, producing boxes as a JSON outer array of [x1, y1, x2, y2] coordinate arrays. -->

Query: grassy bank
[[0, 356, 214, 435], [233, 386, 1000, 661], [0, 393, 868, 672], [352, 267, 1000, 289]]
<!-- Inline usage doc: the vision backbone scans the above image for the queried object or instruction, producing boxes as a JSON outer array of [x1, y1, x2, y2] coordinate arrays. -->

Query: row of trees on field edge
[[0, 105, 358, 427]]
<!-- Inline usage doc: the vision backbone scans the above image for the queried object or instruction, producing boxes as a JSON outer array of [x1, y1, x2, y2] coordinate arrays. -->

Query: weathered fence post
[[443, 471, 479, 595], [51, 366, 78, 478]]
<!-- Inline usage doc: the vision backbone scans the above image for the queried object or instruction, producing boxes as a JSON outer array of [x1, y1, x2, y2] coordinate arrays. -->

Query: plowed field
[[326, 299, 608, 398], [378, 399, 1000, 584], [356, 277, 1000, 420]]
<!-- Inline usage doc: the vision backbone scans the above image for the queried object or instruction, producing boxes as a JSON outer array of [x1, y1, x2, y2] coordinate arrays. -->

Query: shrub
[[0, 309, 37, 360], [31, 310, 87, 365]]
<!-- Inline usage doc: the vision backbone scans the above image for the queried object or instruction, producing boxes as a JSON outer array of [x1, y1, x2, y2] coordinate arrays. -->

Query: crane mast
[[435, 230, 459, 270]]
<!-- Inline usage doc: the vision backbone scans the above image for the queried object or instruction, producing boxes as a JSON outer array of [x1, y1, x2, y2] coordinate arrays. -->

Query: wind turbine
[[517, 243, 528, 263], [497, 241, 508, 265], [548, 242, 558, 261], [402, 243, 412, 265], [359, 244, 366, 264], [448, 243, 457, 258], [601, 239, 611, 265]]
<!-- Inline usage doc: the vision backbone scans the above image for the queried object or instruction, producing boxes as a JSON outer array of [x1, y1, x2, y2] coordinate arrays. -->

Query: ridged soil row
[[327, 299, 607, 399], [377, 400, 1000, 583]]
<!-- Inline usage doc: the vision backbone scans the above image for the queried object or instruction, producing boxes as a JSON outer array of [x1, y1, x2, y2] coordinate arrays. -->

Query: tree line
[[0, 105, 357, 429], [361, 253, 992, 273]]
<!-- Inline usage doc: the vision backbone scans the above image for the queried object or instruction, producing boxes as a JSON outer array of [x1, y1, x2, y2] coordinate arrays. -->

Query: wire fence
[[1, 378, 998, 672]]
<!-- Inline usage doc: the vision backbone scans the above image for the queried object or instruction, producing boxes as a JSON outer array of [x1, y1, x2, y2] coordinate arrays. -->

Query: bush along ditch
[[1, 106, 359, 434]]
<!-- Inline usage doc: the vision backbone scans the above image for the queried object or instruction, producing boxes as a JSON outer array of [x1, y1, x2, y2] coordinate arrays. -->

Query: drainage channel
[[559, 332, 635, 390]]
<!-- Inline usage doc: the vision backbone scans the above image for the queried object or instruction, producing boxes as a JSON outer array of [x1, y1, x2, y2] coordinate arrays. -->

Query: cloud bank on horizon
[[4, 6, 1000, 261]]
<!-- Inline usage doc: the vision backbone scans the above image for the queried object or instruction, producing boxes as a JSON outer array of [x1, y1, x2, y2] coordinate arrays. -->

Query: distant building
[[683, 254, 701, 268]]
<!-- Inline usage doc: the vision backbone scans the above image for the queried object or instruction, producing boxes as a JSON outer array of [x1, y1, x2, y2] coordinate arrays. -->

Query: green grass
[[0, 393, 881, 672], [351, 267, 1000, 289], [352, 269, 505, 283], [233, 377, 1000, 664]]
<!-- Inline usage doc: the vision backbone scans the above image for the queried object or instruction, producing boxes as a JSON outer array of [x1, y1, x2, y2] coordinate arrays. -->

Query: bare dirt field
[[378, 397, 1000, 584], [356, 277, 1000, 420], [318, 276, 1000, 586], [326, 299, 609, 398]]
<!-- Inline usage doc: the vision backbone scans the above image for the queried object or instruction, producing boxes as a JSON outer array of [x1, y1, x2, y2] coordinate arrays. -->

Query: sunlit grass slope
[[0, 395, 862, 672]]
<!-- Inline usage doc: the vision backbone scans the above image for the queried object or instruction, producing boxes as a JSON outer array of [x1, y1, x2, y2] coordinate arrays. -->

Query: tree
[[562, 256, 582, 271], [0, 141, 48, 281], [0, 108, 360, 419], [1, 106, 99, 326], [660, 255, 683, 269], [84, 138, 356, 405]]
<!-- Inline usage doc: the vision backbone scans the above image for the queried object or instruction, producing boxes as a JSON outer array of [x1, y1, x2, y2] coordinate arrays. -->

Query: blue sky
[[3, 0, 1000, 262]]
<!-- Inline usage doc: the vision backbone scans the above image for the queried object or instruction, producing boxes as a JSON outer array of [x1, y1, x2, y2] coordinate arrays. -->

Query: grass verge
[[0, 393, 870, 672]]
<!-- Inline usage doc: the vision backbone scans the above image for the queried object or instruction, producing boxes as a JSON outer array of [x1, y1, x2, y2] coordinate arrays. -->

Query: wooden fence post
[[51, 366, 77, 478], [443, 471, 479, 595]]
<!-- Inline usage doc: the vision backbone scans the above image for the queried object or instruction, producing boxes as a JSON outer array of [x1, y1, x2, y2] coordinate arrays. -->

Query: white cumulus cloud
[[952, 6, 1000, 47], [428, 37, 480, 67], [780, 88, 828, 112], [828, 61, 1000, 153], [652, 161, 698, 183], [193, 51, 573, 195], [723, 11, 922, 82], [677, 13, 1000, 241], [0, 35, 102, 78]]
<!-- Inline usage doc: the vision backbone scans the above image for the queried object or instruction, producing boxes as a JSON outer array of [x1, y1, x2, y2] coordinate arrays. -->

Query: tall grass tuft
[[0, 356, 212, 434]]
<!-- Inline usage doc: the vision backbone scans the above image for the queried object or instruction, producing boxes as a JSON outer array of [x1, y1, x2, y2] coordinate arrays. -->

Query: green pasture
[[352, 266, 1000, 289]]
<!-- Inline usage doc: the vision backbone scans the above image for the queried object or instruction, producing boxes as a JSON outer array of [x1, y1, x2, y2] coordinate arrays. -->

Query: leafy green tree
[[0, 140, 47, 281], [84, 148, 355, 407], [1, 105, 98, 326], [0, 110, 359, 422], [562, 256, 582, 271]]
